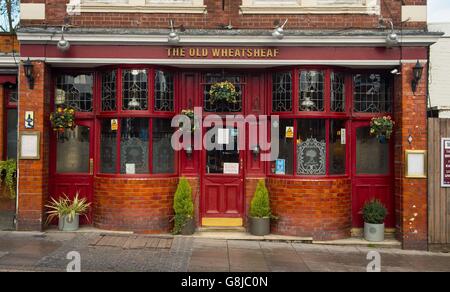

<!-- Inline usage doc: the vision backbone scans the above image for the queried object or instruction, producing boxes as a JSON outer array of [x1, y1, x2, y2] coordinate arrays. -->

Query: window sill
[[74, 4, 207, 14], [239, 5, 380, 15]]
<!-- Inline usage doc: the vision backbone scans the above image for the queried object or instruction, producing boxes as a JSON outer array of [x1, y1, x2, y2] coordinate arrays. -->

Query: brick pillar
[[394, 62, 428, 250], [17, 61, 51, 231], [0, 84, 4, 161]]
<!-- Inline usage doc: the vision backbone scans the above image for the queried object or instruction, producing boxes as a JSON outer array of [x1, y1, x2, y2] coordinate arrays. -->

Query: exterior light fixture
[[411, 60, 424, 94], [252, 145, 260, 159], [390, 68, 401, 75], [168, 20, 180, 45], [408, 134, 413, 145], [23, 58, 35, 90], [379, 18, 398, 48], [57, 25, 71, 52], [272, 19, 288, 40]]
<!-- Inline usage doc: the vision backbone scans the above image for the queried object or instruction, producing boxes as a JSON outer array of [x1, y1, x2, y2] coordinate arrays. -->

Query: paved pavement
[[0, 231, 449, 272]]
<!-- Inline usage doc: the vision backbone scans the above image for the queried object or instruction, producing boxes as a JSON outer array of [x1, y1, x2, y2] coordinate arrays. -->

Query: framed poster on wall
[[405, 150, 427, 179], [19, 131, 40, 160], [441, 138, 450, 187]]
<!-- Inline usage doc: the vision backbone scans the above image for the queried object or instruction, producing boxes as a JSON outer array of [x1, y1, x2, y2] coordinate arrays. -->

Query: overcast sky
[[428, 0, 450, 23]]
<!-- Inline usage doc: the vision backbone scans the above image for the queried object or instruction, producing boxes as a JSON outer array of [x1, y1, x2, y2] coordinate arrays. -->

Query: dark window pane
[[331, 72, 345, 112], [206, 126, 240, 174], [120, 118, 149, 174], [356, 126, 389, 174], [154, 70, 174, 112], [122, 69, 148, 111], [271, 119, 294, 175], [56, 126, 90, 173], [100, 119, 117, 173], [353, 73, 392, 113], [297, 119, 326, 175], [6, 109, 17, 159], [56, 74, 93, 112], [272, 71, 292, 112], [329, 120, 346, 175], [204, 73, 242, 112], [101, 71, 117, 111], [299, 71, 324, 112], [152, 119, 175, 174]]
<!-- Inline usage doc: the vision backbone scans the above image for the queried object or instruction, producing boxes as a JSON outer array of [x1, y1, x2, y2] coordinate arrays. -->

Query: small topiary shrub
[[250, 180, 271, 218], [172, 177, 194, 234], [361, 199, 388, 224]]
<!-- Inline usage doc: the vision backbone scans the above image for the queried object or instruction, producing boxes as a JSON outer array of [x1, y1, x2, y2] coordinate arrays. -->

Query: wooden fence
[[428, 118, 450, 247]]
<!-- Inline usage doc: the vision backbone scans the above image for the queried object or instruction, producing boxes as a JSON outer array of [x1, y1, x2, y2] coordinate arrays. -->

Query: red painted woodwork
[[49, 120, 94, 224], [351, 121, 395, 228]]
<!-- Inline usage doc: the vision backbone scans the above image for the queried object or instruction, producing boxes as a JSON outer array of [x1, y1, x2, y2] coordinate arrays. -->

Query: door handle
[[89, 158, 94, 175]]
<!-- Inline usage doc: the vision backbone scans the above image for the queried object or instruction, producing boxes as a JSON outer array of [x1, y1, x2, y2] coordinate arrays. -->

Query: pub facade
[[16, 0, 438, 249]]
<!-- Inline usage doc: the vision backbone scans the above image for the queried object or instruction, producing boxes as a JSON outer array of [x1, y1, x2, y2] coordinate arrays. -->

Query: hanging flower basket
[[209, 81, 239, 105], [50, 106, 76, 132], [179, 109, 197, 133], [370, 116, 395, 143]]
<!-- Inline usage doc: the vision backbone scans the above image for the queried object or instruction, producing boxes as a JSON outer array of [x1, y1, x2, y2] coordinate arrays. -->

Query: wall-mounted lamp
[[407, 133, 413, 145], [411, 60, 424, 94], [272, 19, 288, 40], [379, 18, 398, 48], [252, 145, 260, 159], [23, 58, 35, 90], [57, 25, 70, 52], [185, 145, 193, 158], [168, 20, 180, 45]]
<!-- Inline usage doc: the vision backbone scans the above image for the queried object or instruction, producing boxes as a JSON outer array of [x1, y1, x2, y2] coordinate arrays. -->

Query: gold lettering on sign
[[168, 48, 280, 59]]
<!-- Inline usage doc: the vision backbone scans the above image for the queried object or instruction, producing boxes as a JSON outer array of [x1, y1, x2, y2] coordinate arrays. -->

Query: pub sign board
[[442, 138, 450, 187]]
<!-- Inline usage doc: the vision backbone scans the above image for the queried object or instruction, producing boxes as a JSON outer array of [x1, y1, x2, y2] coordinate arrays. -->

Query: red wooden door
[[201, 124, 244, 223], [50, 120, 94, 224], [351, 121, 395, 228]]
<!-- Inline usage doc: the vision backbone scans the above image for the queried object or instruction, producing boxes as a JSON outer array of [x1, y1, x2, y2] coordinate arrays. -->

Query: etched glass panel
[[154, 70, 174, 112], [56, 126, 90, 173], [353, 73, 392, 113], [299, 71, 324, 112], [56, 74, 94, 112], [356, 126, 389, 175], [100, 119, 117, 174], [122, 69, 148, 111], [329, 120, 346, 175], [152, 119, 175, 174], [331, 72, 345, 112], [101, 71, 117, 111], [272, 71, 292, 112], [204, 73, 242, 113], [297, 119, 326, 175], [120, 118, 149, 174]]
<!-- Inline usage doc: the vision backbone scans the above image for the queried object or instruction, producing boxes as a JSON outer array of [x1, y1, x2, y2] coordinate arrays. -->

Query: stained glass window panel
[[56, 74, 94, 112], [299, 71, 324, 112], [297, 119, 326, 175], [353, 73, 392, 113], [101, 71, 117, 111], [272, 71, 292, 112], [331, 72, 345, 112], [122, 69, 148, 111], [154, 70, 174, 112]]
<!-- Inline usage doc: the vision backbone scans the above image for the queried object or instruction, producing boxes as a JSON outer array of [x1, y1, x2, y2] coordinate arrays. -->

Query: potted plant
[[248, 180, 272, 236], [172, 177, 195, 235], [370, 116, 394, 144], [50, 106, 76, 133], [361, 199, 388, 242], [179, 109, 197, 133], [209, 80, 239, 106], [45, 193, 91, 231], [0, 159, 17, 200]]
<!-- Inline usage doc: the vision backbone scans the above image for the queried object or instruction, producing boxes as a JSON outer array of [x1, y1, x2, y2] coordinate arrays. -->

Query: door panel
[[50, 120, 94, 224], [352, 122, 394, 228]]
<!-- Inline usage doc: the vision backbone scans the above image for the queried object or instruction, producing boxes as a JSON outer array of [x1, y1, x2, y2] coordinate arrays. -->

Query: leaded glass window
[[272, 72, 292, 112], [101, 71, 117, 111], [353, 73, 392, 113], [331, 72, 345, 112], [297, 119, 326, 175], [154, 70, 174, 112], [56, 74, 94, 112], [204, 73, 242, 113], [122, 69, 148, 111], [299, 71, 324, 112]]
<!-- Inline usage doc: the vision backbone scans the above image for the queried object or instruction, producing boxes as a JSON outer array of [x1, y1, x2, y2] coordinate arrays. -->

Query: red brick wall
[[0, 35, 19, 54], [267, 178, 352, 241], [93, 177, 178, 233], [20, 0, 426, 30], [393, 62, 428, 250], [17, 61, 51, 231]]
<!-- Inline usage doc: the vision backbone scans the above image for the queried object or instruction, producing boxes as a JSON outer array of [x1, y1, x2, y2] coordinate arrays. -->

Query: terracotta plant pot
[[249, 217, 270, 236]]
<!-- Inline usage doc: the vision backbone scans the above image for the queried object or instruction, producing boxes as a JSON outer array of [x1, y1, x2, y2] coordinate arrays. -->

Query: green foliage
[[361, 199, 388, 224], [370, 116, 395, 140], [0, 159, 16, 199], [209, 81, 239, 105], [45, 193, 91, 224], [50, 106, 76, 132], [250, 180, 271, 218], [172, 177, 194, 234]]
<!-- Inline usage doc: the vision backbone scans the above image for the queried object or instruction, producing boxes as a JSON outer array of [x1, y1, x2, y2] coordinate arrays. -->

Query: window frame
[[3, 82, 18, 160], [76, 0, 206, 14]]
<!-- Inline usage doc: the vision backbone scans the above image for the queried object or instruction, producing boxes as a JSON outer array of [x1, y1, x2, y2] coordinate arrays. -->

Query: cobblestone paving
[[0, 231, 449, 272]]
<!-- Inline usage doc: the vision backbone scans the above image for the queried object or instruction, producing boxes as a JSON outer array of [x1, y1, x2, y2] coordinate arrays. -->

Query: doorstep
[[313, 237, 401, 248], [190, 230, 313, 243]]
